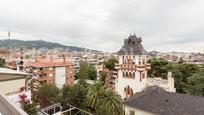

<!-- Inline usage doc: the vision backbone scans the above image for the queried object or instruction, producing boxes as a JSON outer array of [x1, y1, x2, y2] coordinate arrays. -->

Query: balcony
[[0, 92, 28, 115], [115, 64, 121, 69], [137, 65, 145, 71]]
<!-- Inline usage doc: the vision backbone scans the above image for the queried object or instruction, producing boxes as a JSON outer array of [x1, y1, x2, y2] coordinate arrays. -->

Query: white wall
[[116, 70, 146, 99], [0, 79, 25, 94], [0, 92, 28, 115], [116, 55, 148, 99], [55, 67, 66, 88], [124, 106, 155, 115]]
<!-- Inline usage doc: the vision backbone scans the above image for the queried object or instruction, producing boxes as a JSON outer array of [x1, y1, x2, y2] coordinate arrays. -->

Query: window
[[133, 72, 135, 78], [130, 110, 135, 115], [139, 61, 141, 65], [49, 74, 53, 77], [49, 67, 53, 70], [142, 59, 145, 64]]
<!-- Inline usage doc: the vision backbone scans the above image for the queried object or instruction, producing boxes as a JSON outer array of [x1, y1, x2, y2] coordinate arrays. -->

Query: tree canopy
[[148, 58, 200, 94], [148, 58, 169, 78], [38, 84, 60, 103], [87, 82, 122, 115], [104, 58, 118, 71], [60, 84, 88, 110], [185, 69, 204, 96], [78, 61, 97, 80], [0, 58, 5, 67]]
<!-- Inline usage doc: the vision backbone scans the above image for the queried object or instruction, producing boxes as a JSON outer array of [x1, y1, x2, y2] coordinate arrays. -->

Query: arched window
[[129, 73, 132, 78], [126, 72, 128, 78], [127, 85, 130, 94], [124, 86, 133, 99]]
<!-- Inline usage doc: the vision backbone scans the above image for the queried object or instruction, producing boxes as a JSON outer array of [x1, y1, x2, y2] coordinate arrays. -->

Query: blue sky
[[0, 0, 204, 52]]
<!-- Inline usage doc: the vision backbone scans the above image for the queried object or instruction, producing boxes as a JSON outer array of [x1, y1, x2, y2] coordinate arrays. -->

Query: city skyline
[[0, 0, 204, 52]]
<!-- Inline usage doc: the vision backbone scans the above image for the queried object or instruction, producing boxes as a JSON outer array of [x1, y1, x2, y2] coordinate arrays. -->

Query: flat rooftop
[[0, 68, 28, 75]]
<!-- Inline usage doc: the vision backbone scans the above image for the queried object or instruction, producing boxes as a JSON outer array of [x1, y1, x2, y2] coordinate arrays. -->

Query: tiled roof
[[26, 61, 70, 68], [123, 86, 204, 115], [118, 34, 148, 55]]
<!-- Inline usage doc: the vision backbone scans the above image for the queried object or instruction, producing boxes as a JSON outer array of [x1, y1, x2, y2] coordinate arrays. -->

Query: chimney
[[63, 54, 66, 62], [167, 72, 175, 92]]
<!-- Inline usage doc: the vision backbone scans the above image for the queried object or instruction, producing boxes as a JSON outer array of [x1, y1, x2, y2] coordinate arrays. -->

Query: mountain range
[[0, 39, 98, 52]]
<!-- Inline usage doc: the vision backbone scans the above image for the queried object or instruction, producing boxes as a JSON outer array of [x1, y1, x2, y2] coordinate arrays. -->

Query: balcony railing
[[0, 92, 28, 115]]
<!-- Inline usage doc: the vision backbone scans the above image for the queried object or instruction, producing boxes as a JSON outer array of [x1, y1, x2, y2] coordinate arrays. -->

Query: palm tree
[[87, 82, 104, 109], [87, 82, 123, 115], [96, 88, 123, 115]]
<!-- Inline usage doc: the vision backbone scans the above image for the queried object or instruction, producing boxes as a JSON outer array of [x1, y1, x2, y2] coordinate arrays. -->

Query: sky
[[0, 0, 204, 53]]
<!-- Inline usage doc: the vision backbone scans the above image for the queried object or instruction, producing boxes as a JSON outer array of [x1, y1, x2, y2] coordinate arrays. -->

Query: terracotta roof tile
[[26, 61, 71, 68]]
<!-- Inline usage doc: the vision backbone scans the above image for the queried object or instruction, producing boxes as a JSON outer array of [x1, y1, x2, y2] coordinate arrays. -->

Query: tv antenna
[[8, 29, 11, 39]]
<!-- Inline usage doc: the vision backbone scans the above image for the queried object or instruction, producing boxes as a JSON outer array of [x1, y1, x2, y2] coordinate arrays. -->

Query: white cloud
[[0, 0, 204, 52]]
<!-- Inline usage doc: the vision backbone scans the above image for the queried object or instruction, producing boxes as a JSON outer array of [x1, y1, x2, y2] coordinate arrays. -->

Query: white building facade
[[115, 34, 151, 99], [115, 34, 175, 100]]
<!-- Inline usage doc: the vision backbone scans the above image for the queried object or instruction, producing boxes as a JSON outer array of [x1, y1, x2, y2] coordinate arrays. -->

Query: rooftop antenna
[[8, 29, 11, 39]]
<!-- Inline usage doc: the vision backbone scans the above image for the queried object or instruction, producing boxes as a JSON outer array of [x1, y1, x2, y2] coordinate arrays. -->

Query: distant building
[[123, 86, 204, 115], [25, 56, 74, 88]]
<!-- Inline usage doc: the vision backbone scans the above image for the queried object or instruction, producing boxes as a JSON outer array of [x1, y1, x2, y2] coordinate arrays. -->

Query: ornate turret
[[118, 34, 147, 55], [115, 34, 150, 100]]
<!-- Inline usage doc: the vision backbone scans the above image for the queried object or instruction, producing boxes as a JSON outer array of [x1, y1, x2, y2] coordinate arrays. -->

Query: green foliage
[[88, 65, 97, 80], [87, 82, 123, 115], [78, 61, 89, 80], [98, 71, 107, 85], [185, 69, 204, 96], [61, 84, 88, 109], [78, 61, 97, 80], [0, 58, 5, 67], [148, 58, 200, 94], [104, 58, 118, 71], [38, 84, 60, 102], [23, 97, 40, 115], [148, 58, 169, 78], [168, 64, 199, 93], [36, 81, 122, 114]]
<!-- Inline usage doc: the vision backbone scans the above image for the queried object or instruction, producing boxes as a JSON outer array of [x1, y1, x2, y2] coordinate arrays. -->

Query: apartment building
[[25, 57, 74, 88]]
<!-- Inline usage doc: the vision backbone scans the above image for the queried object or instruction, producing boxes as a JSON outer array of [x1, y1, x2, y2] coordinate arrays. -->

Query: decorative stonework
[[115, 34, 150, 99]]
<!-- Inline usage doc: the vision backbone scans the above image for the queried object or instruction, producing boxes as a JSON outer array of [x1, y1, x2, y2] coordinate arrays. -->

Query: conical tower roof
[[117, 34, 148, 55]]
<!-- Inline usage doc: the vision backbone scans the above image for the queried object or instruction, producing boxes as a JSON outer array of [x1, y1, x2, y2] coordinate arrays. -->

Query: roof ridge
[[126, 86, 159, 102]]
